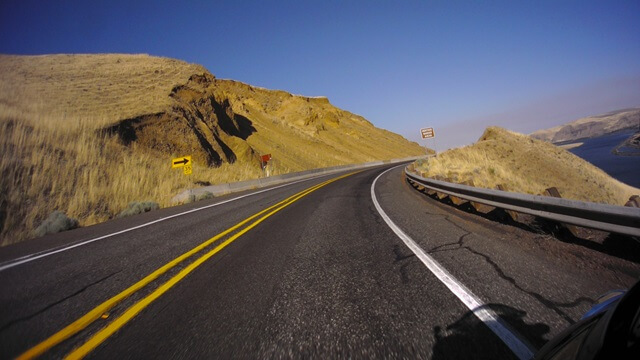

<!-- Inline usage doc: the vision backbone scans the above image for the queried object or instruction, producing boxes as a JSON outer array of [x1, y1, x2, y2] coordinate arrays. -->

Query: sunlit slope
[[0, 54, 207, 126], [209, 78, 422, 170], [0, 53, 422, 245], [413, 127, 638, 205], [0, 54, 422, 170]]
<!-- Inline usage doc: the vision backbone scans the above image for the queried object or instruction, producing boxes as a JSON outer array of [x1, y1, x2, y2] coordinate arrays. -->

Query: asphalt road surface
[[1, 164, 638, 359]]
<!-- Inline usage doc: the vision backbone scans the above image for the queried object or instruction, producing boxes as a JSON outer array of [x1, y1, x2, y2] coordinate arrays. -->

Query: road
[[0, 164, 638, 359]]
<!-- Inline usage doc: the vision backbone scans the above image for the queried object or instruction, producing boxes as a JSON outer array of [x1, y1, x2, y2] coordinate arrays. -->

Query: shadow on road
[[431, 303, 550, 360]]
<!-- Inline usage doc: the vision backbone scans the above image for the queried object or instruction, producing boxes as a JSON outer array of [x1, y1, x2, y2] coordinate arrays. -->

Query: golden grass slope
[[0, 53, 423, 246], [0, 54, 207, 127], [413, 127, 639, 205]]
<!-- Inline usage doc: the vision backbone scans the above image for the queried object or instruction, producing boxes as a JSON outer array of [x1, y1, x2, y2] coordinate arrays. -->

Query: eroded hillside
[[103, 71, 422, 171], [0, 54, 423, 245]]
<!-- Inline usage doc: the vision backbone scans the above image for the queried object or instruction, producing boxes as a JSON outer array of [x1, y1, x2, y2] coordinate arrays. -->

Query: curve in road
[[0, 164, 637, 359]]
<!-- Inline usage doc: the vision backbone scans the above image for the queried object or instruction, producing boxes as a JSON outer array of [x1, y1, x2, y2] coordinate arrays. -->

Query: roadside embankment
[[412, 127, 639, 206]]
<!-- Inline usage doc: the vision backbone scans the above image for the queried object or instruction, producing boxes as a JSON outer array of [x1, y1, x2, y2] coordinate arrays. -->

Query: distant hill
[[530, 108, 640, 143], [0, 54, 423, 245], [413, 127, 639, 206]]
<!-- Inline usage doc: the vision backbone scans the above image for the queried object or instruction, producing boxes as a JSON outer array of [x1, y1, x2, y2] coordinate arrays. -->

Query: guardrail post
[[449, 181, 469, 206], [462, 180, 495, 213], [495, 184, 519, 221], [414, 171, 429, 191], [543, 187, 580, 237], [406, 173, 426, 192], [436, 179, 451, 200], [418, 172, 437, 195]]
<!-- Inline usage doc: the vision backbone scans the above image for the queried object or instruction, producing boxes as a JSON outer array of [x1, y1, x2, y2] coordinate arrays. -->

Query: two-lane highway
[[1, 164, 638, 359]]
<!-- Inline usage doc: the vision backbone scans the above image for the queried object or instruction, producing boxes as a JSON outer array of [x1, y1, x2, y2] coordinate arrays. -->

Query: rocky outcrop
[[105, 73, 259, 167]]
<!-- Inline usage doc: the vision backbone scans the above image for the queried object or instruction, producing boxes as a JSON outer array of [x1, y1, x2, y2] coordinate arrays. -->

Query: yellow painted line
[[65, 172, 354, 359], [18, 172, 356, 360], [65, 171, 354, 358]]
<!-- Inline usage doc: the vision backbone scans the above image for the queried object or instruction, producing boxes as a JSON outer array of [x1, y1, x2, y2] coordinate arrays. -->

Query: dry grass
[[0, 53, 206, 127], [413, 127, 639, 205], [0, 113, 270, 246], [0, 53, 424, 245]]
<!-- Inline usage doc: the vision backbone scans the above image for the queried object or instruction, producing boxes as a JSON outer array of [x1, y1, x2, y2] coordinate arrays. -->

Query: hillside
[[413, 127, 639, 205], [0, 54, 423, 245], [530, 108, 640, 143]]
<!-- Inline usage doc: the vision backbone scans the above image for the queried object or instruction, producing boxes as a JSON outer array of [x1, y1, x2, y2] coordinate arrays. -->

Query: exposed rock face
[[99, 65, 424, 171], [531, 108, 640, 143], [0, 54, 425, 246], [105, 73, 259, 168], [0, 53, 424, 172]]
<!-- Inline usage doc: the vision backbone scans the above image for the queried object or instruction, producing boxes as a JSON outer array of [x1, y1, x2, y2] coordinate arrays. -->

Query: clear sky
[[1, 0, 639, 149]]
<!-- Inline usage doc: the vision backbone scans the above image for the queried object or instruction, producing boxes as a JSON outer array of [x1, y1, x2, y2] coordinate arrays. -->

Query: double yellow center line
[[19, 172, 356, 359]]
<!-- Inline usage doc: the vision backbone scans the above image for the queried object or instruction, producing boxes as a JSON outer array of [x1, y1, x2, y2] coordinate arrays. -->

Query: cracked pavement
[[374, 166, 640, 350]]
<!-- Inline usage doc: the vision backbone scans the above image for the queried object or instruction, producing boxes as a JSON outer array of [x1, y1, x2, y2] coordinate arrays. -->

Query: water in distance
[[566, 130, 640, 188]]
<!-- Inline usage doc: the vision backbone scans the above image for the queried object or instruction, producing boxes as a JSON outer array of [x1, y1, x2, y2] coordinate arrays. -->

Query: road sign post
[[260, 154, 272, 176], [420, 127, 436, 155], [171, 156, 192, 175]]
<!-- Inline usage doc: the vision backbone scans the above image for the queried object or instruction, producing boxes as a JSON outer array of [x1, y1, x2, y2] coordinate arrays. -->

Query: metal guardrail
[[404, 168, 640, 237]]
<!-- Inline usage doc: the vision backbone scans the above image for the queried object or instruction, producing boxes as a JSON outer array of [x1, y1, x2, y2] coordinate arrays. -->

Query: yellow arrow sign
[[171, 156, 191, 168]]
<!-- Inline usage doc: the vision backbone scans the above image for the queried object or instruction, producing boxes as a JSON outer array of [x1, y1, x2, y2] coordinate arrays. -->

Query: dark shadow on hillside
[[432, 303, 549, 360], [213, 133, 237, 164], [177, 108, 224, 167], [103, 115, 151, 145], [211, 98, 256, 140]]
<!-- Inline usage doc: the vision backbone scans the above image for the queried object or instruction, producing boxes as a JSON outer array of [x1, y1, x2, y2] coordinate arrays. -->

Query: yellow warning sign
[[171, 156, 191, 169]]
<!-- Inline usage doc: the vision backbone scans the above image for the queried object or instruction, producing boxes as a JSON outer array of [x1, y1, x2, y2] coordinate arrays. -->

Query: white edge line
[[371, 165, 535, 360], [0, 173, 337, 272]]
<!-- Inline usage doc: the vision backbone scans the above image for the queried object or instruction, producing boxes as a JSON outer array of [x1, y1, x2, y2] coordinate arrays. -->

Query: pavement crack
[[441, 215, 471, 234], [424, 213, 475, 255], [462, 246, 593, 324], [428, 231, 472, 254], [421, 215, 593, 324], [393, 244, 415, 262], [0, 270, 121, 333], [393, 245, 416, 283]]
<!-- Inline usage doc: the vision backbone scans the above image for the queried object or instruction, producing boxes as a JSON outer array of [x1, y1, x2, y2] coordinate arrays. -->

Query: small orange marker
[[100, 313, 109, 319]]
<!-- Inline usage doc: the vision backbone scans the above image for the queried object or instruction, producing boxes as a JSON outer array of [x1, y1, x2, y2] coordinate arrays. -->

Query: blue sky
[[1, 0, 639, 149]]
